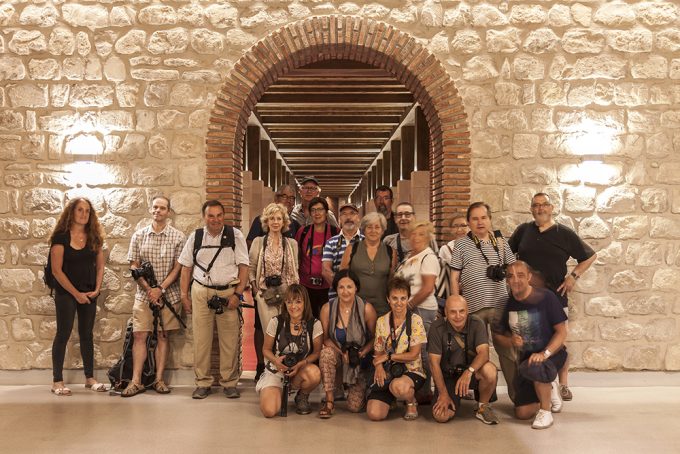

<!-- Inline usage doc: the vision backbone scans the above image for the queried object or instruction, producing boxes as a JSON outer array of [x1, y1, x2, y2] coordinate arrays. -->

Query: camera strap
[[389, 310, 412, 353], [468, 231, 502, 266], [445, 320, 473, 367], [303, 223, 330, 277], [396, 235, 405, 263]]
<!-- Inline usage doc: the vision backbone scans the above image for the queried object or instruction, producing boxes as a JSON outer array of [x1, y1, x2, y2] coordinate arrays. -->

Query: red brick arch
[[207, 15, 470, 241]]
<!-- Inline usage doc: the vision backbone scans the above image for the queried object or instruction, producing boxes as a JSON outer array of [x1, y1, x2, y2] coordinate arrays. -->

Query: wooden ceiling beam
[[258, 93, 414, 104]]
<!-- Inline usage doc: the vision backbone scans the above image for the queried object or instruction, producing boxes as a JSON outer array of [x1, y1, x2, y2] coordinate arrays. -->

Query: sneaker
[[560, 384, 573, 401], [223, 387, 240, 399], [550, 380, 562, 413], [532, 409, 554, 430], [295, 391, 312, 415], [475, 404, 500, 425], [192, 387, 211, 399]]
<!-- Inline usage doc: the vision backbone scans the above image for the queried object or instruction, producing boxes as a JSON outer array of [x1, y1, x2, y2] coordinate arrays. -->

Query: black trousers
[[305, 287, 330, 319], [52, 292, 97, 382]]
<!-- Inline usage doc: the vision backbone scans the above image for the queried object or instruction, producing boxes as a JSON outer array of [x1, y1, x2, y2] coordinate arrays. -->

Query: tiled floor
[[1, 381, 679, 454]]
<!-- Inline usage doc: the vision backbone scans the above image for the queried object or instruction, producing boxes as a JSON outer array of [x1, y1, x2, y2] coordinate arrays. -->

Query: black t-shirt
[[427, 315, 488, 369], [51, 231, 97, 293], [382, 213, 399, 239], [496, 288, 567, 359], [246, 216, 300, 243], [509, 222, 595, 305]]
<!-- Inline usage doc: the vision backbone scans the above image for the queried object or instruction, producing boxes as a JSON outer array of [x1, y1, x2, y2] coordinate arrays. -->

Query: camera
[[486, 264, 506, 282], [130, 261, 158, 287], [342, 343, 362, 368], [264, 275, 283, 288], [443, 364, 466, 379], [282, 352, 304, 369], [207, 295, 227, 314], [309, 276, 323, 286], [384, 361, 406, 379]]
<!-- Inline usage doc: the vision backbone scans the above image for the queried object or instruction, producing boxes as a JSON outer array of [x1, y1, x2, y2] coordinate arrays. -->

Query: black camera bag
[[107, 318, 157, 391]]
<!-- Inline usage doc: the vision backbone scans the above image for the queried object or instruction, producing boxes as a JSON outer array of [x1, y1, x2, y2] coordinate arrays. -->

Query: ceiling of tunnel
[[253, 60, 415, 197]]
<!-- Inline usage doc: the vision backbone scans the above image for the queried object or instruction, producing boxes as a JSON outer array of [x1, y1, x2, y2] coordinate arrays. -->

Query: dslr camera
[[486, 264, 506, 282], [282, 352, 305, 369], [264, 275, 283, 288], [383, 361, 406, 379], [130, 261, 157, 287], [207, 295, 227, 314], [342, 343, 362, 368], [443, 364, 467, 379], [308, 276, 323, 286]]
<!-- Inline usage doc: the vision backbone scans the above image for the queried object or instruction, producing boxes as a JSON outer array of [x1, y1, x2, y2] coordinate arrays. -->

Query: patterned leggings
[[319, 346, 367, 412]]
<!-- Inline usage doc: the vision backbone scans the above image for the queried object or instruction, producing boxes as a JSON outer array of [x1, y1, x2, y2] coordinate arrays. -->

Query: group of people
[[47, 176, 596, 430]]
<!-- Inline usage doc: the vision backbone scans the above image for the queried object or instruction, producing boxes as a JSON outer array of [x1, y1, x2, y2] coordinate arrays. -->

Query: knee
[[390, 381, 411, 398], [302, 364, 321, 385], [260, 399, 280, 418], [479, 362, 497, 381], [514, 404, 537, 420], [433, 411, 454, 424], [366, 406, 386, 421], [133, 332, 148, 343]]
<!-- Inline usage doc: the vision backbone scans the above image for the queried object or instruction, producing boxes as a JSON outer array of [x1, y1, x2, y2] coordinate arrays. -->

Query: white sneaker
[[532, 409, 554, 429], [550, 380, 563, 413]]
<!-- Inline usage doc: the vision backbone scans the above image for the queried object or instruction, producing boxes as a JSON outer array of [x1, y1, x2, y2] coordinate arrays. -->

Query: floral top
[[374, 311, 427, 378]]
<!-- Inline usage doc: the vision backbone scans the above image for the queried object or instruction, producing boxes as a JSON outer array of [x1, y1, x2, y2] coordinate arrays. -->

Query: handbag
[[261, 285, 285, 306]]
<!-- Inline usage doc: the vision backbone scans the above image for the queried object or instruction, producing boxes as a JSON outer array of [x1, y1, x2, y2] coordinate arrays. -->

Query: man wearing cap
[[493, 261, 567, 430], [322, 202, 364, 301], [290, 177, 338, 228], [373, 185, 398, 238]]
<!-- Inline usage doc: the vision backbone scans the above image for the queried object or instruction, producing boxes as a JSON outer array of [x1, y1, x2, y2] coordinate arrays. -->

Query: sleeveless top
[[349, 241, 391, 316]]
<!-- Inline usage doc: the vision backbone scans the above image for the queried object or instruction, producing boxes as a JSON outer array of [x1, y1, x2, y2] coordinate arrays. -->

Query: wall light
[[65, 133, 104, 159], [64, 161, 110, 188], [565, 118, 618, 157]]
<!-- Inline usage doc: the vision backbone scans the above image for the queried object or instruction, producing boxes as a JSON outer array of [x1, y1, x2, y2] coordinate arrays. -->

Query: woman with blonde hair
[[48, 197, 106, 395], [249, 203, 300, 334]]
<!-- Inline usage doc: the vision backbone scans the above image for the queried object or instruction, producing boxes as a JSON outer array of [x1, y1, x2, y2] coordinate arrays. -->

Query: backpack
[[107, 318, 157, 391], [44, 247, 57, 295], [192, 226, 235, 274], [273, 314, 316, 355]]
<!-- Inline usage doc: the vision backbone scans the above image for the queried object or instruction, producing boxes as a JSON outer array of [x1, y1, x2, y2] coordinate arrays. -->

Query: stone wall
[[1, 1, 679, 372]]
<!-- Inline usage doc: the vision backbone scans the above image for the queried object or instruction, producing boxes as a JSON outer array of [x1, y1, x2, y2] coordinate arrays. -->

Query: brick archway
[[207, 16, 470, 240]]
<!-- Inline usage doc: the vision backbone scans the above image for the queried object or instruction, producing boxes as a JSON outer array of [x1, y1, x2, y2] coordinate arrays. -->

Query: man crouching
[[428, 295, 499, 424]]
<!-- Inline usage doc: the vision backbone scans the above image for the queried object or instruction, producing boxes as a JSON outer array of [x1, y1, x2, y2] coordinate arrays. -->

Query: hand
[[147, 287, 163, 305], [74, 292, 90, 304], [372, 352, 388, 367], [227, 294, 240, 310], [557, 275, 576, 296], [84, 290, 100, 300], [454, 370, 472, 397], [181, 295, 192, 314], [373, 364, 386, 388], [274, 355, 289, 374], [511, 333, 524, 348], [342, 351, 350, 364], [432, 393, 455, 419], [528, 352, 547, 364], [287, 359, 306, 378]]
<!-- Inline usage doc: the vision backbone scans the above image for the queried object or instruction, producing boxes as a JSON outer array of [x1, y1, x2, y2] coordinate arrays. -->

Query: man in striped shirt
[[449, 202, 518, 402], [322, 202, 364, 301]]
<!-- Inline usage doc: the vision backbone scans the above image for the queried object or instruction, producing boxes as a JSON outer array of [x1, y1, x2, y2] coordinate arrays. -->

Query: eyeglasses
[[310, 207, 326, 214], [396, 212, 414, 218], [452, 224, 468, 229], [531, 203, 552, 209], [276, 195, 295, 201], [301, 186, 319, 192]]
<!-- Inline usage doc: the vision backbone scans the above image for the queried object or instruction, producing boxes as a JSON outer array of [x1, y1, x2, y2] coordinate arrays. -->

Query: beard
[[376, 205, 389, 216]]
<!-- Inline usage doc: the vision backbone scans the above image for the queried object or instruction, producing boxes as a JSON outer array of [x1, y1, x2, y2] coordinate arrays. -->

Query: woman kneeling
[[366, 277, 428, 421], [257, 284, 322, 417], [318, 270, 377, 418]]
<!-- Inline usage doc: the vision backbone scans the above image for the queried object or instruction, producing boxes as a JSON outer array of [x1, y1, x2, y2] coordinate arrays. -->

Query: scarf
[[328, 295, 366, 385]]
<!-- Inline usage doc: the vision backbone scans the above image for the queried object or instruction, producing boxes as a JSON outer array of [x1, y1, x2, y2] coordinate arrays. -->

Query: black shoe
[[223, 387, 240, 399], [192, 387, 211, 399], [255, 363, 265, 382]]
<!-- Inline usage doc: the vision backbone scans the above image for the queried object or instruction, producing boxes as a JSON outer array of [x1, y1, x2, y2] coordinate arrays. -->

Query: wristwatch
[[570, 271, 579, 280], [544, 349, 552, 358], [235, 292, 244, 302], [468, 366, 475, 374], [159, 286, 166, 294]]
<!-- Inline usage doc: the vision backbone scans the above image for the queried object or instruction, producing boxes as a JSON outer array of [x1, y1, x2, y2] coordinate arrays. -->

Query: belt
[[194, 281, 237, 291]]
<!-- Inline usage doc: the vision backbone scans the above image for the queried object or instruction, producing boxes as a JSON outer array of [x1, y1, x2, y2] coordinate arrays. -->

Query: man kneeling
[[494, 261, 567, 430], [428, 295, 499, 424]]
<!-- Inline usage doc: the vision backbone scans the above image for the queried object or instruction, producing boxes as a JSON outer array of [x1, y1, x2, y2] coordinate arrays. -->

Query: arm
[[557, 253, 597, 296], [429, 352, 456, 413], [248, 238, 260, 293], [454, 343, 490, 397], [390, 343, 422, 363], [321, 260, 334, 287], [50, 245, 89, 304], [227, 264, 249, 310], [338, 243, 352, 271], [130, 259, 155, 302], [449, 269, 461, 296], [262, 332, 287, 374], [180, 265, 193, 314], [289, 328, 323, 378], [528, 322, 567, 364], [89, 248, 105, 298], [408, 274, 436, 309], [360, 303, 377, 358]]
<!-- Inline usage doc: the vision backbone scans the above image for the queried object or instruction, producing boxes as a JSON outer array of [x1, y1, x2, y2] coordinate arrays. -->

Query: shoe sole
[[475, 413, 499, 425], [121, 390, 145, 398], [192, 389, 210, 399], [224, 392, 240, 399], [296, 409, 312, 415], [532, 421, 553, 430]]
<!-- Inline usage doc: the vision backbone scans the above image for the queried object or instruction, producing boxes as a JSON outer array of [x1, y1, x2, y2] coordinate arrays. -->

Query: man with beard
[[322, 203, 364, 301], [373, 185, 398, 238], [290, 177, 338, 228]]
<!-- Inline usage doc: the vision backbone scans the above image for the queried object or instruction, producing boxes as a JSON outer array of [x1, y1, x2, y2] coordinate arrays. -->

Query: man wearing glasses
[[383, 202, 438, 263], [246, 184, 301, 248], [373, 185, 399, 237], [290, 177, 338, 228], [508, 192, 596, 402]]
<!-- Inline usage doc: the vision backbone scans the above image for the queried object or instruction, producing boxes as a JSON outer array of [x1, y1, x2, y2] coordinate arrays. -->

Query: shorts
[[367, 372, 425, 405], [514, 349, 568, 407], [255, 369, 300, 393], [132, 298, 182, 332], [434, 374, 479, 411]]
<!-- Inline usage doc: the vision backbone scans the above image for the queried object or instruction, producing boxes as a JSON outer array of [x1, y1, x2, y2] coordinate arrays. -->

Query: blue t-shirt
[[496, 287, 567, 358]]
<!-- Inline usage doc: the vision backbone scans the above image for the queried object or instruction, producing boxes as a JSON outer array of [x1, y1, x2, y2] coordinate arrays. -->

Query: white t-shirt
[[395, 247, 440, 311], [438, 240, 456, 265]]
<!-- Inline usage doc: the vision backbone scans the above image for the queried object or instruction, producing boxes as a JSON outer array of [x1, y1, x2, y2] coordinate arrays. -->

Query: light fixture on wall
[[565, 118, 618, 158]]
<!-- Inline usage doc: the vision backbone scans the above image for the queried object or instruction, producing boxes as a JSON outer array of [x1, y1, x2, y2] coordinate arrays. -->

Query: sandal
[[153, 380, 171, 394], [51, 386, 72, 396], [403, 401, 419, 420], [85, 382, 108, 392], [121, 382, 145, 398], [318, 401, 335, 419]]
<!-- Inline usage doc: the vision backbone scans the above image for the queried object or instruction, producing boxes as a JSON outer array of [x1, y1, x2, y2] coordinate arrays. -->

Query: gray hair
[[360, 212, 387, 231]]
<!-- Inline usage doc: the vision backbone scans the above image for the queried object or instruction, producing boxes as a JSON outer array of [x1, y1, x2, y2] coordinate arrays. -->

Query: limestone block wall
[[1, 1, 679, 372]]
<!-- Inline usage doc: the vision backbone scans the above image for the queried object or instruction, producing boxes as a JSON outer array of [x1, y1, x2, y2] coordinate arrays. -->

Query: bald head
[[445, 295, 469, 331]]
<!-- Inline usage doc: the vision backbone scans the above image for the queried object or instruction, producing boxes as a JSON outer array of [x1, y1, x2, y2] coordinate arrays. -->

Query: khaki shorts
[[132, 298, 182, 332]]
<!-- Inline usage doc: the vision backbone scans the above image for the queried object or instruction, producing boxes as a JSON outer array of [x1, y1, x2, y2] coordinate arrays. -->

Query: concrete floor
[[1, 380, 679, 454]]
